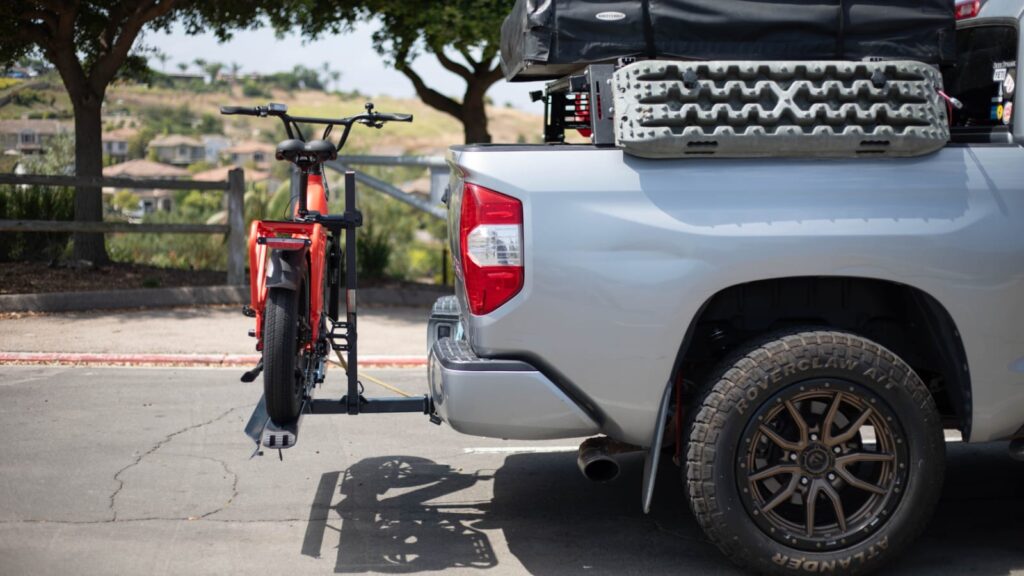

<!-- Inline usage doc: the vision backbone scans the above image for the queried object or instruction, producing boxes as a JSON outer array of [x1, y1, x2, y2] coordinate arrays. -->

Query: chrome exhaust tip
[[578, 448, 620, 482], [1010, 438, 1024, 462], [576, 436, 640, 482]]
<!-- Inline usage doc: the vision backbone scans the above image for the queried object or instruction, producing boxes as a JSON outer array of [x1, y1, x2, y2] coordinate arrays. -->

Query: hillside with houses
[[0, 66, 543, 217], [1, 64, 543, 280]]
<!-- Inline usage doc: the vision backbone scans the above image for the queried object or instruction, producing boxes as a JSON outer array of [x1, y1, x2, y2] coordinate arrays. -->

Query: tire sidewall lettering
[[735, 354, 901, 416], [771, 535, 889, 572]]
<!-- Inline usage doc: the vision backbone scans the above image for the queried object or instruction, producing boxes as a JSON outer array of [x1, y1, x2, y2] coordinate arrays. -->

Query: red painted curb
[[0, 352, 427, 368]]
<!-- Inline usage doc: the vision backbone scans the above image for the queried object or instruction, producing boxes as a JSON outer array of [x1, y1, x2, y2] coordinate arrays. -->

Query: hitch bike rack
[[242, 171, 433, 456]]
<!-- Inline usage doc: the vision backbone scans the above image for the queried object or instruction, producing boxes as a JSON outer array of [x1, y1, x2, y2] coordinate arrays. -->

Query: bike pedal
[[242, 305, 256, 318], [240, 359, 264, 383]]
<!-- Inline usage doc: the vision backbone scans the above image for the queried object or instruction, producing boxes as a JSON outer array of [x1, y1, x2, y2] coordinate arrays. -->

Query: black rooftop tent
[[500, 0, 956, 82]]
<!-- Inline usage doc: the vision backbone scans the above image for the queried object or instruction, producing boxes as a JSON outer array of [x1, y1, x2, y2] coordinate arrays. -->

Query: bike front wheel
[[263, 287, 307, 424]]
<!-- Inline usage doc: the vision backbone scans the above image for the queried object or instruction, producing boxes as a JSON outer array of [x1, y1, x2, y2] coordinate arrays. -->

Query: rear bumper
[[428, 338, 598, 440]]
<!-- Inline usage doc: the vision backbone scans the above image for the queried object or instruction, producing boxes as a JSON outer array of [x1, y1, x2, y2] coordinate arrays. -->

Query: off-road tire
[[263, 287, 304, 424], [686, 330, 944, 575]]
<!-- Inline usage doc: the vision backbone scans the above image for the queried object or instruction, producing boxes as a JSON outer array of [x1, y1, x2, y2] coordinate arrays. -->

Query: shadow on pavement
[[888, 441, 1024, 574], [485, 451, 732, 575], [302, 456, 497, 573], [305, 443, 1023, 575]]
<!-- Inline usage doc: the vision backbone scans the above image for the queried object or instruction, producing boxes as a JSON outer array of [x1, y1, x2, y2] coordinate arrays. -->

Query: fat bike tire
[[263, 287, 304, 425]]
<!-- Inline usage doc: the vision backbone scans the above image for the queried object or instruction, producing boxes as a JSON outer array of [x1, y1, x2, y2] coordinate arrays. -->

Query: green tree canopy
[[270, 0, 511, 143], [0, 1, 275, 264]]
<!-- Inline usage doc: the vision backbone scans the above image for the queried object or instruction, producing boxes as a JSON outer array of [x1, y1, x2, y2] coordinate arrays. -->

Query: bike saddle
[[275, 139, 338, 167], [304, 140, 337, 162], [275, 139, 306, 163]]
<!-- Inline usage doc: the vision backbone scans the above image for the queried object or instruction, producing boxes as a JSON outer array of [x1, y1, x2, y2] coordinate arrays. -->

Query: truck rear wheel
[[686, 330, 944, 575], [263, 286, 307, 425]]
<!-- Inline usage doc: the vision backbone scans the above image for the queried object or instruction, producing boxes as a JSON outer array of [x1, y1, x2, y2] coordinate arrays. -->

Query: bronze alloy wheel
[[687, 331, 945, 575], [737, 380, 909, 552]]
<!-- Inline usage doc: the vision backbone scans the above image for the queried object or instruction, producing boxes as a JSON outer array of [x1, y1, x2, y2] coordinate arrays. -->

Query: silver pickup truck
[[427, 2, 1024, 574]]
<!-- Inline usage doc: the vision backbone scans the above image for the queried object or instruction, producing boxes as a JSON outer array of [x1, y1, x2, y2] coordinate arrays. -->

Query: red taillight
[[460, 183, 524, 315], [955, 0, 981, 19], [258, 237, 310, 250], [574, 93, 593, 138]]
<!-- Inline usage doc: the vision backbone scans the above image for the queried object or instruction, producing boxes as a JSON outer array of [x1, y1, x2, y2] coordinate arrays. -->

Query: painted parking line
[[463, 446, 579, 455], [0, 351, 427, 368]]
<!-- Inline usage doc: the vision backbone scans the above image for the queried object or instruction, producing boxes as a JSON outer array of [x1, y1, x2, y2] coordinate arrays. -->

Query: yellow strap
[[330, 350, 412, 398]]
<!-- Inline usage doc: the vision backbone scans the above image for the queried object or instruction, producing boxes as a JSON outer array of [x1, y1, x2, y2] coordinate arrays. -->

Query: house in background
[[192, 165, 272, 185], [0, 119, 71, 155], [103, 159, 189, 214], [147, 134, 205, 166], [223, 140, 275, 169], [201, 134, 232, 164], [102, 127, 137, 163]]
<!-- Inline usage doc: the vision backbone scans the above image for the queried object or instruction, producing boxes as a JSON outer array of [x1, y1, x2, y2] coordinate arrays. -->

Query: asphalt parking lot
[[0, 365, 1022, 575]]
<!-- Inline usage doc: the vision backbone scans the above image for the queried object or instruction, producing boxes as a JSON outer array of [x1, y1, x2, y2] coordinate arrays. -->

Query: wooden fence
[[0, 169, 246, 285]]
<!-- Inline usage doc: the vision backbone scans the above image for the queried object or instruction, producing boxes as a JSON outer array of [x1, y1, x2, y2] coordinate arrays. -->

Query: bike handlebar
[[219, 102, 412, 126], [218, 101, 412, 150], [370, 112, 413, 123], [219, 103, 289, 117], [219, 105, 257, 116]]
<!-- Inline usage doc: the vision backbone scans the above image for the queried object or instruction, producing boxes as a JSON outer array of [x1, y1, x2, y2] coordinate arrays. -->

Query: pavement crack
[[196, 455, 240, 520], [109, 404, 247, 521]]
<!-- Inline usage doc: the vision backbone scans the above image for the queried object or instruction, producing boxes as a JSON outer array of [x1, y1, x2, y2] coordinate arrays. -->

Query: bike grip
[[219, 105, 252, 115], [379, 113, 413, 122]]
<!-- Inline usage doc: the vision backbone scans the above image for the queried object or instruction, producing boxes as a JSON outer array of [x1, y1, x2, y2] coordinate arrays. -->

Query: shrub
[[356, 227, 392, 280], [108, 229, 227, 270], [242, 81, 271, 99], [0, 184, 74, 262], [137, 104, 222, 137], [111, 190, 140, 213], [107, 189, 226, 270]]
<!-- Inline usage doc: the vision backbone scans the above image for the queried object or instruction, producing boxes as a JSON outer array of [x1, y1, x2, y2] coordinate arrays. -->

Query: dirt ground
[[0, 261, 225, 295]]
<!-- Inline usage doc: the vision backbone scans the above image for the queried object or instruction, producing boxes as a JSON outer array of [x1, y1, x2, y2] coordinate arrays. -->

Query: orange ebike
[[219, 102, 432, 452]]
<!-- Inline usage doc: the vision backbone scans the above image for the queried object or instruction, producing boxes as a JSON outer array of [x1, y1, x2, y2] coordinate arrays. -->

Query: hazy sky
[[144, 22, 547, 112]]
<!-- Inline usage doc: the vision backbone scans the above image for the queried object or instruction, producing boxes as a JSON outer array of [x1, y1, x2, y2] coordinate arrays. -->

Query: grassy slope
[[0, 77, 71, 120], [2, 76, 546, 153], [0, 77, 552, 278]]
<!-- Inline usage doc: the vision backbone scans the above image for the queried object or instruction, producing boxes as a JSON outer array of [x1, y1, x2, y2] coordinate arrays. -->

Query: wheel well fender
[[670, 276, 973, 438]]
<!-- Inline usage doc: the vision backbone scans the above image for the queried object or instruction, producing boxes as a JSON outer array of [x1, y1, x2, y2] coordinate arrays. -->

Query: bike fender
[[266, 248, 308, 291]]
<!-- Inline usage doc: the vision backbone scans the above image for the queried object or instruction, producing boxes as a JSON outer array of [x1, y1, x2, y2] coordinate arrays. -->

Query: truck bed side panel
[[450, 145, 1024, 445]]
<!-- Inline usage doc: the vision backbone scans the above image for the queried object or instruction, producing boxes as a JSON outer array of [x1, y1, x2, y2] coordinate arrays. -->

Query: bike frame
[[227, 101, 432, 453], [248, 174, 330, 347]]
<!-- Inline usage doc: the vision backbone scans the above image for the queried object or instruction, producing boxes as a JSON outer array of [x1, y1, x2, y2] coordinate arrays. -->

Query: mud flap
[[266, 247, 309, 291], [642, 382, 672, 514]]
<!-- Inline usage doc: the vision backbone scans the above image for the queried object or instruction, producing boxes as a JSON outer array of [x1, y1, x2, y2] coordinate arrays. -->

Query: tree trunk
[[71, 94, 109, 265], [397, 58, 499, 144], [461, 85, 492, 144]]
